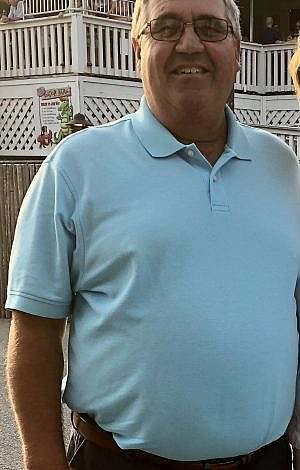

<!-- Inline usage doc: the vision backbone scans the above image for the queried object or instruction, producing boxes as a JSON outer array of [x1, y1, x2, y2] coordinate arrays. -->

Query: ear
[[132, 38, 142, 77]]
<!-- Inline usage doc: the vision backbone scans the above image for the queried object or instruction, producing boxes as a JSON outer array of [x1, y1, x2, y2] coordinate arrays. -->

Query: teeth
[[179, 68, 203, 74]]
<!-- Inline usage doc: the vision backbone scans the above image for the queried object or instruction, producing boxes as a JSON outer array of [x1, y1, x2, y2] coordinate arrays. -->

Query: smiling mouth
[[174, 67, 209, 75]]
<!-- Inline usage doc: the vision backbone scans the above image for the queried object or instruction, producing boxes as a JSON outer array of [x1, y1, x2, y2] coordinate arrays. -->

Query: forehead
[[146, 0, 226, 19]]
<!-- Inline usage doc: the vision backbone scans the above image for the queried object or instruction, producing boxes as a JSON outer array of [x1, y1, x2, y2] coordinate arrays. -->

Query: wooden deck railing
[[24, 0, 135, 19], [235, 42, 296, 94], [0, 14, 136, 78]]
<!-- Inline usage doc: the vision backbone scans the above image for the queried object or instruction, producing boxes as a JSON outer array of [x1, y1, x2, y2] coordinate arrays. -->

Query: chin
[[175, 94, 207, 111]]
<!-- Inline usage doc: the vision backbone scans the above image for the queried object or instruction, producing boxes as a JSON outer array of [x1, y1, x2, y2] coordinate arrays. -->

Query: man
[[5, 0, 300, 469], [291, 20, 300, 41], [1, 0, 24, 22], [261, 16, 281, 44], [66, 113, 92, 133]]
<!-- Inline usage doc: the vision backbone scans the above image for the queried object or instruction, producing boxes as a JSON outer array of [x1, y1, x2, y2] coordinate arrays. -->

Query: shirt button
[[187, 149, 194, 157], [212, 175, 218, 182]]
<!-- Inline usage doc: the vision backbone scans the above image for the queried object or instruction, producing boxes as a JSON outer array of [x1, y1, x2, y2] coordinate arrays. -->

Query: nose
[[175, 23, 205, 53]]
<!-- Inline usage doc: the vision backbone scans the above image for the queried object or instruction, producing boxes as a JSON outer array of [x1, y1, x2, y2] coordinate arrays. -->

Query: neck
[[152, 104, 228, 165]]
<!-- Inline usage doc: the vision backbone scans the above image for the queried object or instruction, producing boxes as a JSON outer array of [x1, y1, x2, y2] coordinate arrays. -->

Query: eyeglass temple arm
[[137, 22, 150, 40]]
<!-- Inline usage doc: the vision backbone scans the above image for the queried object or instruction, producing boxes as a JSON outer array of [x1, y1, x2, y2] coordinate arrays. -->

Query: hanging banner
[[36, 86, 73, 149]]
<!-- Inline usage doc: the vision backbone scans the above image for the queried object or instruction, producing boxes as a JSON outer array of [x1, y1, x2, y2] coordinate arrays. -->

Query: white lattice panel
[[84, 97, 140, 124], [0, 98, 36, 151], [266, 110, 300, 127], [234, 109, 261, 126]]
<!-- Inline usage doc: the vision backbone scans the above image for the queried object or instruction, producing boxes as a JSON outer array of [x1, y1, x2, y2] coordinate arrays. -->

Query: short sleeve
[[5, 161, 80, 318]]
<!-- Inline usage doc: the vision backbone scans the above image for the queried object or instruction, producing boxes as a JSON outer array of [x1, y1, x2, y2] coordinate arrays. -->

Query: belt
[[71, 412, 259, 469]]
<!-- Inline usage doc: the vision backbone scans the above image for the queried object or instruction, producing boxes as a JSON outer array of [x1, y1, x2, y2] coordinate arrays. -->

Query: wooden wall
[[0, 160, 42, 319]]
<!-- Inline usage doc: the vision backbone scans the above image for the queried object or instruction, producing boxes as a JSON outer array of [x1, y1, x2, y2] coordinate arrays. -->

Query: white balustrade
[[83, 16, 136, 77], [235, 42, 262, 93], [24, 0, 135, 18], [263, 43, 296, 93], [0, 16, 73, 77], [235, 42, 297, 94], [0, 14, 137, 78]]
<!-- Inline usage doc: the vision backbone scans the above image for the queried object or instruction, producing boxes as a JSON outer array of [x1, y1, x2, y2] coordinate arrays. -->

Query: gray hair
[[131, 0, 242, 41]]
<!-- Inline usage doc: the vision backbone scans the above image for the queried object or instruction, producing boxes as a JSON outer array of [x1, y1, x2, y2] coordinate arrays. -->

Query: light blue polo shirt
[[6, 97, 300, 460]]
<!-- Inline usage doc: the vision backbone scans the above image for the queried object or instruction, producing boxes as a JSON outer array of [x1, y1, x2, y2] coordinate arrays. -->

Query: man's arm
[[6, 310, 69, 470]]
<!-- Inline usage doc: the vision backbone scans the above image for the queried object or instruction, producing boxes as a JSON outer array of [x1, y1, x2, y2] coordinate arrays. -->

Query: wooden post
[[69, 0, 75, 12], [258, 45, 266, 94], [261, 96, 267, 126], [250, 0, 254, 42], [71, 13, 87, 74]]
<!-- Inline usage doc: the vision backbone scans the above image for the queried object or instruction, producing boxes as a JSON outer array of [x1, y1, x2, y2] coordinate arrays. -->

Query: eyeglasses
[[138, 16, 234, 43]]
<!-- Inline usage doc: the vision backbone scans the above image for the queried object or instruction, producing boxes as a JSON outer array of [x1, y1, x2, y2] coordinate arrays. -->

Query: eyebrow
[[153, 13, 222, 21]]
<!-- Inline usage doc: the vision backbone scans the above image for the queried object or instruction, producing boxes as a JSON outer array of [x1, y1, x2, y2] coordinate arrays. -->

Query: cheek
[[141, 54, 161, 81], [141, 45, 170, 78]]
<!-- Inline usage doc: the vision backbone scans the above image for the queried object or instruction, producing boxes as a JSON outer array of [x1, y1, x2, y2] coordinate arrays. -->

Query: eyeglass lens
[[150, 17, 229, 42]]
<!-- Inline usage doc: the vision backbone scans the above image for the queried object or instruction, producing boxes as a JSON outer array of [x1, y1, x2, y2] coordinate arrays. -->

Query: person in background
[[288, 20, 300, 42], [262, 16, 281, 44], [108, 0, 118, 15], [0, 0, 9, 18], [1, 0, 24, 22], [66, 113, 92, 133], [5, 0, 300, 469], [273, 24, 283, 42]]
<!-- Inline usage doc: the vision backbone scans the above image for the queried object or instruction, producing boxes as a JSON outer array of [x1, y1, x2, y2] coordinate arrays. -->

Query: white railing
[[0, 14, 137, 78], [24, 0, 69, 16], [97, 0, 135, 17], [236, 42, 262, 93], [264, 44, 295, 93], [24, 0, 135, 19], [236, 42, 296, 94], [84, 15, 136, 77], [0, 16, 73, 77]]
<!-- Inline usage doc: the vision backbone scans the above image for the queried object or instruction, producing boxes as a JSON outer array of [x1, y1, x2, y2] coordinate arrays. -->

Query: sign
[[36, 86, 73, 149]]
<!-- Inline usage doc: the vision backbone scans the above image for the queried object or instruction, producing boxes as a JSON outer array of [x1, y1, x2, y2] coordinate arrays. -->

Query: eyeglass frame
[[137, 16, 235, 43]]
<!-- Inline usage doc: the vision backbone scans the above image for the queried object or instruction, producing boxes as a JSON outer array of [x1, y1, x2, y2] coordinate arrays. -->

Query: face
[[133, 0, 240, 123], [266, 17, 273, 28]]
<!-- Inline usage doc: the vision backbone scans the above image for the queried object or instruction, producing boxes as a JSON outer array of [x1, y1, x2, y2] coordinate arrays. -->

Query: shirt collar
[[131, 96, 253, 161], [225, 106, 253, 161], [131, 97, 187, 158]]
